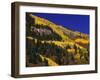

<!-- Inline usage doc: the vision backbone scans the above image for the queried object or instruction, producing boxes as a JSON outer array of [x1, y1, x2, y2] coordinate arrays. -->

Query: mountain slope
[[29, 14, 69, 40], [26, 13, 89, 67]]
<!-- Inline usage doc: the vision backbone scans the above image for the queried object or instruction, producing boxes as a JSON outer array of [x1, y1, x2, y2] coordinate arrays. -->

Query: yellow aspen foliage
[[39, 55, 59, 66], [39, 55, 45, 62], [75, 38, 89, 44], [74, 53, 81, 60], [67, 49, 75, 54], [45, 57, 59, 66]]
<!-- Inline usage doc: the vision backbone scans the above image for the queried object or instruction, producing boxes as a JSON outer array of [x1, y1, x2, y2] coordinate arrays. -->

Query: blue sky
[[32, 13, 90, 34]]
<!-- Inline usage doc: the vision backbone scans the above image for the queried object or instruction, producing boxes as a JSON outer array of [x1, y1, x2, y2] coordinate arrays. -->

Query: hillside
[[26, 13, 89, 67]]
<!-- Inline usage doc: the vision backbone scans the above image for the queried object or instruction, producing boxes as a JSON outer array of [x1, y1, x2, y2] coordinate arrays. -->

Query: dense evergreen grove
[[26, 39, 89, 66]]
